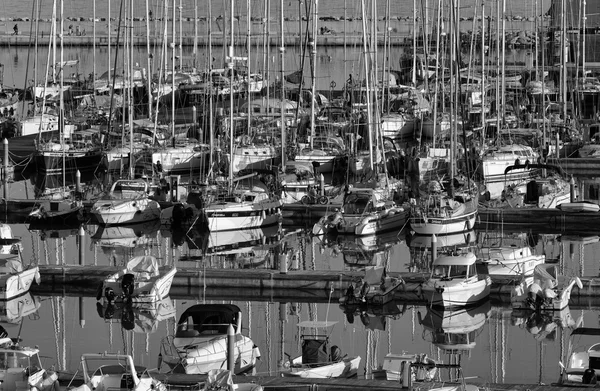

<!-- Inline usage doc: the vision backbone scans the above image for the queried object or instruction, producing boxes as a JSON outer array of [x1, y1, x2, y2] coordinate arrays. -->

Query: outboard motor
[[104, 287, 116, 303], [121, 273, 135, 297], [583, 368, 597, 384], [121, 303, 135, 331]]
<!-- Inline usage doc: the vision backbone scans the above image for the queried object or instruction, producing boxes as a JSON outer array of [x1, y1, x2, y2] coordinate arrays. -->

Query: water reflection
[[4, 221, 600, 385], [96, 297, 176, 333]]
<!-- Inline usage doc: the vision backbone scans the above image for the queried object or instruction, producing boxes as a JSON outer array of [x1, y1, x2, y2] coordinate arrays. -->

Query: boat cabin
[[431, 253, 478, 282]]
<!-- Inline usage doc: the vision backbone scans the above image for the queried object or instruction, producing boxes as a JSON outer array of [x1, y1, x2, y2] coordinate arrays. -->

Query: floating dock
[[33, 265, 600, 309]]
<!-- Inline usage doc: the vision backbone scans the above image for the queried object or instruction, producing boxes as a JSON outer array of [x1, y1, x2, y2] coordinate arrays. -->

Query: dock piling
[[227, 324, 235, 370], [3, 138, 7, 200], [431, 234, 437, 265]]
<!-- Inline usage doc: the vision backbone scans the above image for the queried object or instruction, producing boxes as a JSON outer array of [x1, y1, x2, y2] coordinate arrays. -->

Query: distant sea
[[1, 0, 551, 22]]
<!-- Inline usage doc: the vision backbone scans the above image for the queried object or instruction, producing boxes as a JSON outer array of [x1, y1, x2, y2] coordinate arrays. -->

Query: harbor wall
[[0, 18, 541, 47]]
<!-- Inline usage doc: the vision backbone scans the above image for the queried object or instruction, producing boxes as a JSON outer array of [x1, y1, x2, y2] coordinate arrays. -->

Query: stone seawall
[[0, 17, 541, 46]]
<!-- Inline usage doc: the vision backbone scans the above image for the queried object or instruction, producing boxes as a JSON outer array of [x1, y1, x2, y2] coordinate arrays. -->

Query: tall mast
[[194, 0, 198, 68], [145, 0, 152, 119], [208, 0, 214, 179], [171, 0, 176, 143], [129, 0, 135, 179], [501, 0, 506, 123], [179, 0, 183, 71], [280, 0, 287, 171], [360, 0, 374, 170], [228, 0, 235, 192], [309, 0, 318, 150], [108, 0, 111, 89], [60, 0, 65, 187], [480, 1, 485, 137]]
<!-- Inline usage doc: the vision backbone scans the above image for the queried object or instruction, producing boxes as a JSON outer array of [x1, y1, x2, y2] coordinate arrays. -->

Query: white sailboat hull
[[205, 199, 282, 232], [410, 211, 477, 235], [283, 356, 361, 378], [91, 198, 161, 226]]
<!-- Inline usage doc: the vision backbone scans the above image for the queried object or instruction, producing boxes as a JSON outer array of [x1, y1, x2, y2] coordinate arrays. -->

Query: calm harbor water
[[0, 44, 536, 94], [6, 214, 600, 385]]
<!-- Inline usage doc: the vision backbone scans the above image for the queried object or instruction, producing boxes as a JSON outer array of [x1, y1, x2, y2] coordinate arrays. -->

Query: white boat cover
[[126, 256, 160, 277], [533, 264, 559, 289]]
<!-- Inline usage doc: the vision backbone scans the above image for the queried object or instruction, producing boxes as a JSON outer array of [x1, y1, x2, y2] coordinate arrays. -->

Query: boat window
[[449, 265, 468, 278], [0, 353, 30, 370], [242, 194, 256, 202]]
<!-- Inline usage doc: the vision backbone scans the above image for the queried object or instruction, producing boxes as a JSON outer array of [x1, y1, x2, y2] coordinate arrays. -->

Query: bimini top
[[177, 304, 241, 327], [433, 252, 477, 266]]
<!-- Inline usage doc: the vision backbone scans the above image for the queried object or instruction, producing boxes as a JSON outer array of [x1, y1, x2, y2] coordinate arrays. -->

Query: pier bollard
[[431, 234, 437, 265], [78, 225, 85, 265], [2, 138, 7, 200], [319, 174, 325, 196], [279, 251, 288, 274], [79, 297, 85, 328], [227, 324, 235, 371], [401, 361, 412, 388], [570, 176, 576, 202], [76, 170, 81, 193], [279, 303, 288, 322]]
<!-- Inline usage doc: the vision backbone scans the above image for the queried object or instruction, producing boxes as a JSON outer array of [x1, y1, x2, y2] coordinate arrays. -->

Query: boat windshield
[[0, 352, 38, 372], [342, 195, 371, 214], [432, 265, 469, 279]]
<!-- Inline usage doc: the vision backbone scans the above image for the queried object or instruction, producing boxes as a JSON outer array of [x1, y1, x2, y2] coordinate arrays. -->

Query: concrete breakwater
[[0, 17, 542, 47]]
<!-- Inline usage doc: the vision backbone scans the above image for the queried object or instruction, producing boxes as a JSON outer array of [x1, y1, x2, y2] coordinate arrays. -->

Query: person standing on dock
[[12, 24, 18, 35]]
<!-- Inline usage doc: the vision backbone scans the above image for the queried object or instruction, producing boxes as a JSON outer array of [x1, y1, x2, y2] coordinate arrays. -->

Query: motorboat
[[68, 353, 166, 391], [421, 252, 491, 308], [511, 264, 583, 311], [158, 304, 261, 375], [204, 178, 282, 232], [476, 244, 545, 276], [0, 293, 40, 325], [96, 255, 177, 304], [339, 266, 404, 307], [312, 187, 408, 236], [0, 334, 59, 391], [419, 300, 492, 353], [559, 327, 600, 385], [90, 179, 161, 226], [96, 297, 176, 333], [282, 321, 361, 378]]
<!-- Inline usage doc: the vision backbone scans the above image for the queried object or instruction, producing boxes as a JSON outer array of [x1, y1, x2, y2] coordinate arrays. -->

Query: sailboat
[[409, 6, 478, 236], [203, 0, 282, 233]]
